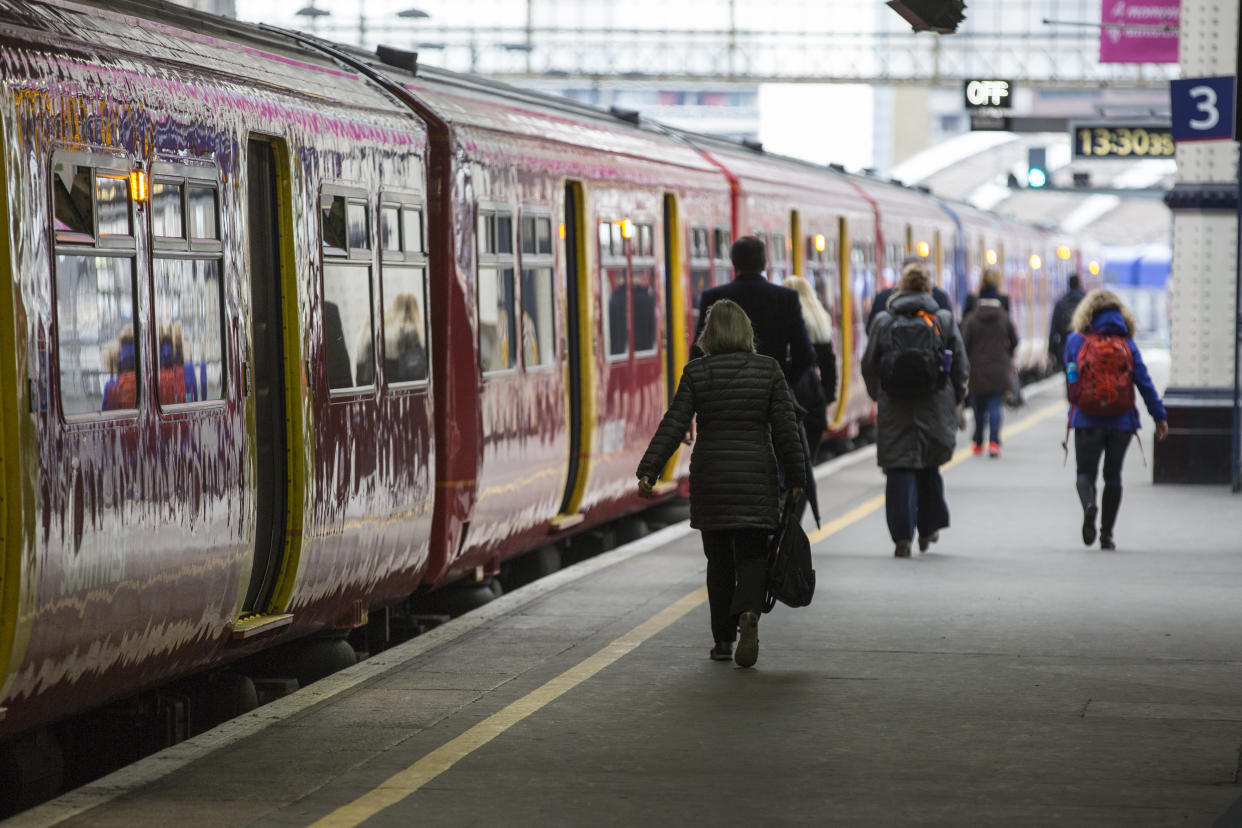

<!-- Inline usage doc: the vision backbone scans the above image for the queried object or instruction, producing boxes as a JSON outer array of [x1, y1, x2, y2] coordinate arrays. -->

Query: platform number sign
[[1170, 76, 1237, 142]]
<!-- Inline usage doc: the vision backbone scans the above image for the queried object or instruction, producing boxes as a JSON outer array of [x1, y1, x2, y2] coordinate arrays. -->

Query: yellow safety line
[[309, 586, 709, 828], [806, 398, 1065, 546]]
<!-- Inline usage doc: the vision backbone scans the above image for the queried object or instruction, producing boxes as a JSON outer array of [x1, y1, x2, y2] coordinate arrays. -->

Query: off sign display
[[963, 80, 1013, 110]]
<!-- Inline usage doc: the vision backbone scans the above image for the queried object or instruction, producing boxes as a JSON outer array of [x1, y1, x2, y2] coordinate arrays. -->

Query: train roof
[[0, 0, 405, 116]]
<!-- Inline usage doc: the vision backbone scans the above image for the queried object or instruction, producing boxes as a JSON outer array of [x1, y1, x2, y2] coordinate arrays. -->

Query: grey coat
[[637, 352, 806, 530], [862, 292, 968, 470]]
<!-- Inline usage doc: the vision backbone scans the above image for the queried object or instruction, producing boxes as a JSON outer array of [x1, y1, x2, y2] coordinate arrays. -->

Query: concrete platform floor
[[10, 371, 1242, 827]]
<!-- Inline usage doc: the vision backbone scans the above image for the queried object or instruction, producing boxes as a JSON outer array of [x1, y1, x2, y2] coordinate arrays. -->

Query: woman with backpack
[[862, 261, 968, 558], [637, 299, 806, 668], [961, 267, 1018, 458], [1064, 289, 1168, 550]]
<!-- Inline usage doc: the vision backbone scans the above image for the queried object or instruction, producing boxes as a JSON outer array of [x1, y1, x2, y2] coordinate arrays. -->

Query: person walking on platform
[[1048, 274, 1086, 373], [862, 260, 968, 558], [637, 299, 806, 668], [867, 255, 953, 333], [961, 267, 1018, 457], [783, 274, 838, 461], [1064, 289, 1168, 550], [692, 236, 816, 388]]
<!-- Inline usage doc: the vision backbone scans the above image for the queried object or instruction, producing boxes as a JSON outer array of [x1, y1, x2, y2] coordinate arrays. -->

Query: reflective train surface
[[0, 0, 1096, 793]]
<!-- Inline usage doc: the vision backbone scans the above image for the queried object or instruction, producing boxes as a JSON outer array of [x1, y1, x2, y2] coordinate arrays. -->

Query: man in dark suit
[[868, 255, 954, 333], [691, 235, 815, 385], [1047, 273, 1085, 371]]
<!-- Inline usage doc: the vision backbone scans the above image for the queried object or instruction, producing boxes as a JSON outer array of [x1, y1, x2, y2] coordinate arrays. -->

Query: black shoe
[[894, 540, 912, 558], [1100, 534, 1115, 551], [918, 531, 939, 553], [1082, 505, 1098, 546], [710, 642, 733, 661], [735, 612, 759, 668]]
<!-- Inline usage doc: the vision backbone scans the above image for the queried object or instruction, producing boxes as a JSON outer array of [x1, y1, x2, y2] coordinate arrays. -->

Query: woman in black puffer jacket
[[637, 300, 806, 668]]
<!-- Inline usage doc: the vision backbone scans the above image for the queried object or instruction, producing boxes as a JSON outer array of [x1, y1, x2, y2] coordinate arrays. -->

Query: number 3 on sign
[[1188, 85, 1220, 130], [1170, 76, 1236, 142]]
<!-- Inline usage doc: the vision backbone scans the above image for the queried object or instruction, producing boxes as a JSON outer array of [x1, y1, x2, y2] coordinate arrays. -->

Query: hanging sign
[[1099, 0, 1180, 64]]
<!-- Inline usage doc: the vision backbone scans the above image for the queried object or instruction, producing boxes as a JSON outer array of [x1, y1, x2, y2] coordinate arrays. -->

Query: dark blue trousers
[[972, 393, 1004, 446], [885, 467, 950, 543]]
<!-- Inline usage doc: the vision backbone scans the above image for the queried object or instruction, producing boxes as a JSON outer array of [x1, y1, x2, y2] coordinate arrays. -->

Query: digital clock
[[1071, 123, 1175, 159]]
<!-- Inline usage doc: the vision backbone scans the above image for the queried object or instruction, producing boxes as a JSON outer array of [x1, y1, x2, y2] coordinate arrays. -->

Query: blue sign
[[1170, 76, 1237, 142]]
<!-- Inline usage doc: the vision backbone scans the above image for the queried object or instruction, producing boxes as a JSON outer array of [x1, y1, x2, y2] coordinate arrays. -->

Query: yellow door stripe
[[309, 586, 709, 828], [807, 399, 1064, 546]]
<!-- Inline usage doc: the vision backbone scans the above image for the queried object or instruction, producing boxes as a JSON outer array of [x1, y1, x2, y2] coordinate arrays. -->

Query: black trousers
[[885, 467, 950, 543], [1074, 427, 1132, 486], [700, 529, 769, 643]]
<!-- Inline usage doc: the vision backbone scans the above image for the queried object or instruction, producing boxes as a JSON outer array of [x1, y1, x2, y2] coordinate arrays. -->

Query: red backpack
[[1069, 333, 1134, 417]]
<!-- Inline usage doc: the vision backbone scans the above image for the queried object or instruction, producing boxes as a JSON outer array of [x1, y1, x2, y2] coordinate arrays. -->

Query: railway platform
[[8, 363, 1242, 828]]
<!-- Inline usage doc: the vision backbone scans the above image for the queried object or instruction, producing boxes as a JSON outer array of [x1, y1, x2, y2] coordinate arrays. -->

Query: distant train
[[0, 0, 1096, 769]]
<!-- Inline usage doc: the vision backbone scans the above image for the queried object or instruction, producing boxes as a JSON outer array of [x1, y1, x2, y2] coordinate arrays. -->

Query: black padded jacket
[[636, 352, 807, 531]]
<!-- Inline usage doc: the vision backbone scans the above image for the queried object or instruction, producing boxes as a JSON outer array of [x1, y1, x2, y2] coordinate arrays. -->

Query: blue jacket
[[1064, 308, 1166, 430]]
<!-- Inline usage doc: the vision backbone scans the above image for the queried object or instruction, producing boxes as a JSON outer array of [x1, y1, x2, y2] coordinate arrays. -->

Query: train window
[[96, 173, 131, 238], [631, 267, 657, 353], [479, 266, 516, 372], [402, 207, 423, 253], [603, 267, 628, 358], [713, 227, 730, 261], [638, 223, 653, 257], [691, 226, 708, 260], [346, 203, 368, 250], [321, 194, 348, 256], [597, 221, 611, 254], [56, 255, 138, 415], [379, 266, 428, 383], [521, 267, 554, 368], [479, 207, 517, 373], [52, 151, 143, 417], [53, 161, 94, 244], [323, 263, 375, 390], [380, 206, 401, 252], [153, 259, 225, 404], [519, 209, 555, 369], [152, 180, 184, 239], [187, 185, 218, 241]]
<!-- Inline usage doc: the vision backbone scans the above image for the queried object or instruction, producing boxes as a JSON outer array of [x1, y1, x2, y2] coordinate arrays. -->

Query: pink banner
[[1099, 0, 1180, 64]]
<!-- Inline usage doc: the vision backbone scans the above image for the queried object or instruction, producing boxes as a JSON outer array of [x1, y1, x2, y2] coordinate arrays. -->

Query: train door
[[555, 181, 592, 519], [241, 137, 299, 617]]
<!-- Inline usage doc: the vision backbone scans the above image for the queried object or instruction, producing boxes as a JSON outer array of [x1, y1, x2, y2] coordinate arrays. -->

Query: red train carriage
[[0, 0, 436, 739]]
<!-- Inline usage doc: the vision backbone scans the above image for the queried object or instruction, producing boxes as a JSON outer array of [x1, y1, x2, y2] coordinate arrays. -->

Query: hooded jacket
[[637, 351, 806, 530], [862, 291, 968, 469], [1064, 290, 1166, 431], [961, 296, 1017, 397]]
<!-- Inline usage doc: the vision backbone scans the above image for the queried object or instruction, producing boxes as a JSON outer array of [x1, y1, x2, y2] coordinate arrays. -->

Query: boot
[[1099, 484, 1122, 550], [1076, 475, 1097, 546]]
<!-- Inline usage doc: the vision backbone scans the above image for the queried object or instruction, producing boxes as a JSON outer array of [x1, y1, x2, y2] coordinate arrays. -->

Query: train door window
[[600, 219, 628, 359], [51, 151, 139, 416], [713, 225, 731, 286], [151, 164, 226, 407], [689, 225, 712, 331], [631, 221, 657, 354], [479, 207, 517, 373], [519, 211, 555, 369], [379, 197, 429, 384], [770, 232, 787, 282], [321, 190, 375, 390]]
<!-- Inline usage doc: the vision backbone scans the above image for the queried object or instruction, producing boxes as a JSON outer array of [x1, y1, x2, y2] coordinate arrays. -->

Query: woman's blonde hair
[[784, 275, 833, 344], [898, 260, 932, 293], [697, 299, 755, 355], [980, 267, 1003, 292]]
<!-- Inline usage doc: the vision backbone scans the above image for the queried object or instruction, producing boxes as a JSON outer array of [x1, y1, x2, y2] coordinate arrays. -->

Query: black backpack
[[764, 494, 815, 612], [879, 307, 945, 399]]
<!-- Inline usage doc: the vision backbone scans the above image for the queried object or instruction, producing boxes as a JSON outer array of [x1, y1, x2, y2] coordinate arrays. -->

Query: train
[[0, 0, 1098, 803]]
